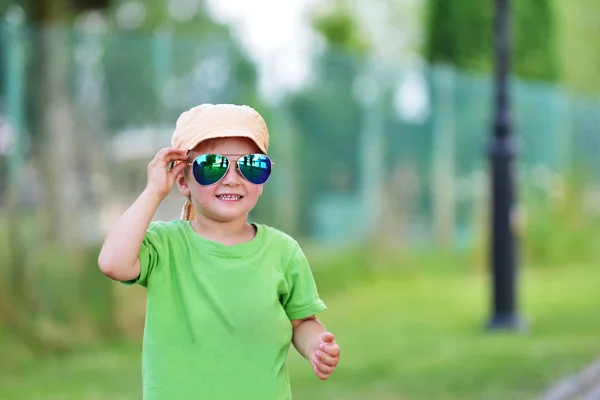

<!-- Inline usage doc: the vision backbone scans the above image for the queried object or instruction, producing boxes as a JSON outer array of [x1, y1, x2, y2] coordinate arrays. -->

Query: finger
[[168, 161, 187, 179], [312, 361, 333, 380], [316, 350, 338, 367], [313, 365, 330, 380], [155, 147, 185, 159], [320, 332, 335, 343], [158, 155, 188, 170], [154, 148, 188, 165], [319, 343, 340, 357], [164, 151, 189, 163], [312, 358, 335, 375]]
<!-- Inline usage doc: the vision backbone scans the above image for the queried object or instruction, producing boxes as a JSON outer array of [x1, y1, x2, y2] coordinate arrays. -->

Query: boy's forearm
[[98, 188, 164, 280], [292, 317, 327, 359]]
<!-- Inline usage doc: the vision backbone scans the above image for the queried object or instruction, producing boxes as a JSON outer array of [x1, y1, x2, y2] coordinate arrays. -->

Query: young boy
[[98, 103, 340, 399]]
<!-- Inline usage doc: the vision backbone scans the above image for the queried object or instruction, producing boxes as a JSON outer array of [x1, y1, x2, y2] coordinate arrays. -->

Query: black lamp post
[[488, 0, 524, 330]]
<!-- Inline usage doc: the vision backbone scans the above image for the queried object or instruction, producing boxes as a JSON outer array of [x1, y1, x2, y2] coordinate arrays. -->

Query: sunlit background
[[1, 0, 599, 399]]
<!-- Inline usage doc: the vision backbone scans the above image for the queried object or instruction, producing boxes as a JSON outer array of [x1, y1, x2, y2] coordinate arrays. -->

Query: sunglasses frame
[[189, 153, 274, 187]]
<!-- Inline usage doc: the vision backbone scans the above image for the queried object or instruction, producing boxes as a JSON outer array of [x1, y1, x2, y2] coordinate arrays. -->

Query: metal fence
[[1, 22, 600, 250]]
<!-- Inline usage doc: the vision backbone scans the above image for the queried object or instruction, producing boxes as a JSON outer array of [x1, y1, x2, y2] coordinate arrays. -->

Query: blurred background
[[1, 0, 599, 399]]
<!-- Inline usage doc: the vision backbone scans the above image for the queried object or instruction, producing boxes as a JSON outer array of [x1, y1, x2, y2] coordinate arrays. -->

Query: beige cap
[[171, 103, 269, 154]]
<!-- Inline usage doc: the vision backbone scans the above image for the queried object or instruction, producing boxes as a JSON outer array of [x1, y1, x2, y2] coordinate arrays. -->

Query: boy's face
[[177, 137, 265, 224]]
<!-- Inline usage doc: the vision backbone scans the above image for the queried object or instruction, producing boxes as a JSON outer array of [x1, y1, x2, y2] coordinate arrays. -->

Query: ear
[[176, 169, 191, 197], [257, 185, 264, 197]]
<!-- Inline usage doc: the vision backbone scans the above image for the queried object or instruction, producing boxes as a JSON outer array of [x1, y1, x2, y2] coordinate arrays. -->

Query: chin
[[198, 199, 259, 222], [210, 210, 251, 223]]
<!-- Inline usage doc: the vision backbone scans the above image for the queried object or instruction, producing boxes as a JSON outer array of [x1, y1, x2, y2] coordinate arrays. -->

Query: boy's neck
[[190, 216, 256, 246]]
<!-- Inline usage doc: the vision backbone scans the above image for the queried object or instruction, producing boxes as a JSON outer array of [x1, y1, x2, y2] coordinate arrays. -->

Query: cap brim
[[185, 129, 267, 154]]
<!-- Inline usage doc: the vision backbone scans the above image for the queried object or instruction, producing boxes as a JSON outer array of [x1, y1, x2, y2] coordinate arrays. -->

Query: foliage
[[424, 0, 558, 82], [465, 169, 600, 269], [521, 172, 600, 266], [311, 0, 368, 54], [0, 216, 116, 354], [553, 0, 600, 94], [424, 0, 493, 73], [107, 0, 231, 37], [0, 0, 111, 24], [512, 0, 558, 82]]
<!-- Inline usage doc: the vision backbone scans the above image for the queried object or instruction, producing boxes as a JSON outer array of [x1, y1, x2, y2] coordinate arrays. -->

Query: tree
[[311, 0, 368, 54], [554, 0, 600, 94], [512, 0, 557, 82], [424, 0, 558, 82], [0, 0, 113, 353], [424, 0, 493, 73], [27, 0, 109, 246]]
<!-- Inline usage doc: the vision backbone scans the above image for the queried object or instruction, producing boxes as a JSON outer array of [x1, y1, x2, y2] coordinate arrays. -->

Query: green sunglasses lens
[[192, 154, 229, 186], [237, 154, 272, 184]]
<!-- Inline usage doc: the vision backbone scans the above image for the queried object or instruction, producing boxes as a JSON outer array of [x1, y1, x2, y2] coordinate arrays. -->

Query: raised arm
[[97, 147, 188, 281]]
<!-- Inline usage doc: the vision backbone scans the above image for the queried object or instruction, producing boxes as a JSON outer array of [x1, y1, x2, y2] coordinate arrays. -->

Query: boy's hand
[[310, 332, 340, 380], [146, 147, 188, 199]]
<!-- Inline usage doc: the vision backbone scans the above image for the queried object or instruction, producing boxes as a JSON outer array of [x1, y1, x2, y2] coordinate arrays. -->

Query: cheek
[[190, 185, 216, 204], [246, 184, 263, 199]]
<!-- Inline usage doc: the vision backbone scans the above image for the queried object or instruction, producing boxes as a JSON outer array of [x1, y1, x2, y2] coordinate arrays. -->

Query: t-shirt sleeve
[[282, 244, 327, 320], [121, 222, 163, 288]]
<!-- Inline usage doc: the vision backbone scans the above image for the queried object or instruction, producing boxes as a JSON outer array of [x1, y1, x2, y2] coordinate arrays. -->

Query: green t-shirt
[[125, 219, 327, 400]]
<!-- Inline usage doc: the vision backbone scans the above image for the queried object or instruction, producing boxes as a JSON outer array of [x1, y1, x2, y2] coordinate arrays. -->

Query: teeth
[[217, 195, 241, 201]]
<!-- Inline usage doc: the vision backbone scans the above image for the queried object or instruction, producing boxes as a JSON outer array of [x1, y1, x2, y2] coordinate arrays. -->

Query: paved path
[[540, 358, 600, 400]]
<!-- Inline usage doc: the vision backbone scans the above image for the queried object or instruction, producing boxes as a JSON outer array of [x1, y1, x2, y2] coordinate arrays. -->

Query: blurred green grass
[[1, 263, 598, 400]]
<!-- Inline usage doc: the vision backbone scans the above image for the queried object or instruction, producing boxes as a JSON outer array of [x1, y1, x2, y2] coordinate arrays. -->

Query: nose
[[221, 161, 242, 186]]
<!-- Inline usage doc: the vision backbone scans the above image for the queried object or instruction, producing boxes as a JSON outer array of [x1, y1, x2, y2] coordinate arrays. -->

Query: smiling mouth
[[216, 194, 243, 201]]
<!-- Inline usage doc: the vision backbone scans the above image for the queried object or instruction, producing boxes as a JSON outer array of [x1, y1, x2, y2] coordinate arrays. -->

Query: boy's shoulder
[[254, 223, 301, 249], [145, 219, 190, 243], [148, 218, 186, 233]]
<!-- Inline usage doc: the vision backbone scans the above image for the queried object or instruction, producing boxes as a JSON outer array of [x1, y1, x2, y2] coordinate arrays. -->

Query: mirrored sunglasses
[[191, 153, 273, 186]]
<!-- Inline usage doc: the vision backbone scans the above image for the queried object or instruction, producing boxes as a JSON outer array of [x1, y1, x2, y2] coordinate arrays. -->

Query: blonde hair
[[181, 198, 196, 220]]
